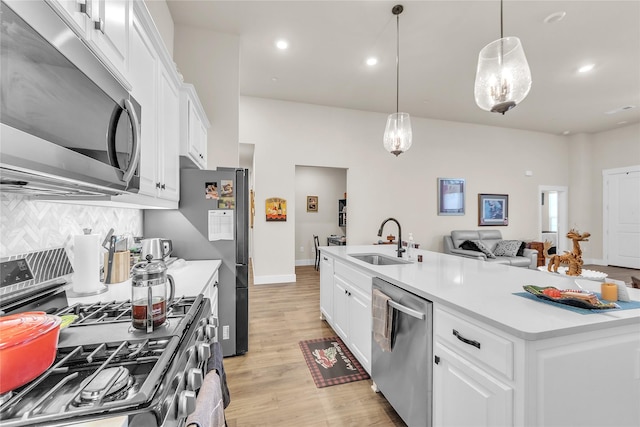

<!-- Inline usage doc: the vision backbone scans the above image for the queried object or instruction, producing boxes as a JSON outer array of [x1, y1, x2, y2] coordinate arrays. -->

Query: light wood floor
[[582, 264, 640, 286], [223, 265, 405, 427]]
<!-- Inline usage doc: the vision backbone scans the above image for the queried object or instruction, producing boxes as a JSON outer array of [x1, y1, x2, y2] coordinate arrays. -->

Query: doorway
[[603, 166, 640, 268], [539, 186, 568, 255], [294, 166, 347, 266]]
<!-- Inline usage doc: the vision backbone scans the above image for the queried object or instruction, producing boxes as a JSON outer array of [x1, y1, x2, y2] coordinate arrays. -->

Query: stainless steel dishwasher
[[372, 277, 433, 427]]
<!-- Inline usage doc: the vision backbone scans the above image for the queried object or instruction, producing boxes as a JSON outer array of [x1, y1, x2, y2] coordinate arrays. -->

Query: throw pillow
[[516, 241, 526, 257], [472, 240, 496, 258], [494, 240, 522, 257], [459, 240, 480, 251]]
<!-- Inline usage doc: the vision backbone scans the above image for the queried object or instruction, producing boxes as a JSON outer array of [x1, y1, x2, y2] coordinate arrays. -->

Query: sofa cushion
[[451, 230, 481, 249], [459, 240, 481, 251], [472, 240, 496, 258], [505, 256, 531, 267], [516, 242, 526, 257], [494, 240, 523, 257]]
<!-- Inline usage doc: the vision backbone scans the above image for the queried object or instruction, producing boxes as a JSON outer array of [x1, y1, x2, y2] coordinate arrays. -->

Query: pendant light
[[383, 4, 412, 157], [474, 0, 532, 114]]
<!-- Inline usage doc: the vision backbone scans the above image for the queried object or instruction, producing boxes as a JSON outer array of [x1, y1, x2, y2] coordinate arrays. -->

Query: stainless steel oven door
[[0, 0, 140, 195]]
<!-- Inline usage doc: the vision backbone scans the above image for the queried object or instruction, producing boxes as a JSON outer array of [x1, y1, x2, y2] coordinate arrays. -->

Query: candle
[[601, 282, 618, 302]]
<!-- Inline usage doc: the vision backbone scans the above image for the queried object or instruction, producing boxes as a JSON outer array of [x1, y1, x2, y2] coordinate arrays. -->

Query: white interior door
[[604, 167, 640, 268]]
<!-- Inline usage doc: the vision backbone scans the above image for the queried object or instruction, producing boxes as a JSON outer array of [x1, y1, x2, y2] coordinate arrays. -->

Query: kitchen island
[[320, 245, 640, 427]]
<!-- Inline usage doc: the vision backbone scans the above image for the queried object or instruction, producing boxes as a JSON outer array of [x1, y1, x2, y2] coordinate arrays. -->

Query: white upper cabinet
[[127, 10, 157, 199], [48, 0, 89, 37], [157, 64, 180, 202], [50, 0, 131, 87], [180, 84, 210, 170], [85, 0, 130, 83]]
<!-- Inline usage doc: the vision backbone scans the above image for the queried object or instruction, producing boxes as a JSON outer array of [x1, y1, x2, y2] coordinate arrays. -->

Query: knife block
[[104, 250, 130, 284]]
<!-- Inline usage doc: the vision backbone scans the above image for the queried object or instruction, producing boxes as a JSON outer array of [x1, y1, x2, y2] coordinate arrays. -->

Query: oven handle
[[388, 300, 425, 320]]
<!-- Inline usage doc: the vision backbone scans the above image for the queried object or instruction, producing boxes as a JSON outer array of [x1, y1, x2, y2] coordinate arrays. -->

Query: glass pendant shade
[[474, 36, 532, 114], [383, 112, 412, 156]]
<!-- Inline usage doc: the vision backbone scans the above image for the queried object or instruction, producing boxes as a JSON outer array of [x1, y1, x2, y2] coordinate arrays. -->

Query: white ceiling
[[166, 0, 640, 136]]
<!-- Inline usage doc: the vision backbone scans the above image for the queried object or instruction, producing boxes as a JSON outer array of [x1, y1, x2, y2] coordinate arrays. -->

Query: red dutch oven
[[0, 311, 61, 394]]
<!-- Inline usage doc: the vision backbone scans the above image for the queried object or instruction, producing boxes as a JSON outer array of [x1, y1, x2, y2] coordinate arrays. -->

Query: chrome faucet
[[377, 218, 404, 257]]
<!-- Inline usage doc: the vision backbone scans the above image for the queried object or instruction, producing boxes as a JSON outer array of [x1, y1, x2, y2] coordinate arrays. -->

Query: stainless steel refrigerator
[[144, 168, 249, 357]]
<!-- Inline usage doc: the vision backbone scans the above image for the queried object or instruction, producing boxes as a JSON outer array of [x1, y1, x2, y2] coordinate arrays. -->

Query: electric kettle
[[130, 255, 175, 333], [141, 238, 172, 261]]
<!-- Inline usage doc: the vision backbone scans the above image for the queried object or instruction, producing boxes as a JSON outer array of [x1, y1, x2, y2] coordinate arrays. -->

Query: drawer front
[[334, 260, 372, 293], [435, 308, 514, 379]]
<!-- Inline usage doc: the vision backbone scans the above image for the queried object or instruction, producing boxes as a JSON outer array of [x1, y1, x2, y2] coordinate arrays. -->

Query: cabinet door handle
[[434, 355, 440, 365], [161, 183, 166, 190], [94, 18, 105, 33], [453, 329, 481, 349]]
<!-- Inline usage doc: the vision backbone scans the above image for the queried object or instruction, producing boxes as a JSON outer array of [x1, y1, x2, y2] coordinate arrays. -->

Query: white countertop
[[321, 245, 640, 340], [67, 260, 221, 305]]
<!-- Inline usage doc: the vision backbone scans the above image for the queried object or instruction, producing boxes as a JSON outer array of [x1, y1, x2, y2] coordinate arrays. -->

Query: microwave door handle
[[121, 99, 141, 185]]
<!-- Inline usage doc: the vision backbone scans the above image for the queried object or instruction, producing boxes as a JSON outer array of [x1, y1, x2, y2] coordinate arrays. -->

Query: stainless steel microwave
[[0, 0, 140, 196]]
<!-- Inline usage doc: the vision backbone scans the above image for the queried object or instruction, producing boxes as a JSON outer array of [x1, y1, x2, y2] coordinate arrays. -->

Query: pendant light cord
[[395, 11, 400, 114], [500, 0, 504, 39]]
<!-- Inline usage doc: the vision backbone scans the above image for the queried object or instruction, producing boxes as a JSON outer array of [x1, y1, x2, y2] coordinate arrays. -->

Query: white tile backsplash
[[0, 193, 142, 259]]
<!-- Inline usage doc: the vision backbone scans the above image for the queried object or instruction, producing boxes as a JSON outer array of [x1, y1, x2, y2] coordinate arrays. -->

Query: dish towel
[[372, 289, 394, 352], [206, 342, 230, 409], [185, 371, 226, 427]]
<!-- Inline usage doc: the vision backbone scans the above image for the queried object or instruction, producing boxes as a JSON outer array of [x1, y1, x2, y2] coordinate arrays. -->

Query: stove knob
[[197, 342, 211, 363], [205, 324, 216, 340], [187, 367, 204, 391], [208, 315, 218, 327], [178, 390, 196, 418]]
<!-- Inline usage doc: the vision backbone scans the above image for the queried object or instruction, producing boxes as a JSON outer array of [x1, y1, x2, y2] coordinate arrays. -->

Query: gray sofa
[[443, 230, 538, 269]]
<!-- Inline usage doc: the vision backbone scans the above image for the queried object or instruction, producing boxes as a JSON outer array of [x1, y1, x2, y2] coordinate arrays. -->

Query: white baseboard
[[584, 258, 606, 266], [295, 258, 315, 267], [253, 273, 296, 285]]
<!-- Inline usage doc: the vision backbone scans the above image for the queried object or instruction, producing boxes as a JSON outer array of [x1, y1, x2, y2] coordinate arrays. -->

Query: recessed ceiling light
[[366, 57, 378, 66], [275, 39, 288, 50], [562, 130, 571, 135], [271, 77, 278, 82], [544, 11, 566, 24], [617, 121, 628, 125], [578, 64, 595, 73]]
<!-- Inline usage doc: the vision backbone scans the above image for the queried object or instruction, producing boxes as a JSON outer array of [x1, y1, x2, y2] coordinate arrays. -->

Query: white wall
[[295, 166, 347, 265], [241, 96, 574, 283], [173, 26, 240, 168]]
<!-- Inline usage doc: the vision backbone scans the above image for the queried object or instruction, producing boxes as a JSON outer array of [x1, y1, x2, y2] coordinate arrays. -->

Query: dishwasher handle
[[388, 300, 425, 320]]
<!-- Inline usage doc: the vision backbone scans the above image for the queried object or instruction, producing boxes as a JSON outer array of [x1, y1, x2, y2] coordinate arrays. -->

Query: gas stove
[[0, 248, 219, 427]]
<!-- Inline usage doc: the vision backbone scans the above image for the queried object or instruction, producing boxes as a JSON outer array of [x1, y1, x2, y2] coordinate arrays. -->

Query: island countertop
[[321, 245, 640, 340]]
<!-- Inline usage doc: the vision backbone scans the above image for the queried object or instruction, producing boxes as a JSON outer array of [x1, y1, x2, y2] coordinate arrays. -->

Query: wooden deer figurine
[[544, 229, 591, 276]]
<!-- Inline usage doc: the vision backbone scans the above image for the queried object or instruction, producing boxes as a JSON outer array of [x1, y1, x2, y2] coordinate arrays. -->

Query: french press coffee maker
[[131, 255, 175, 333]]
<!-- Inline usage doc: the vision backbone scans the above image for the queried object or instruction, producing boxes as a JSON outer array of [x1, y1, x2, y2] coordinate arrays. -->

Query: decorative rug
[[298, 336, 370, 388]]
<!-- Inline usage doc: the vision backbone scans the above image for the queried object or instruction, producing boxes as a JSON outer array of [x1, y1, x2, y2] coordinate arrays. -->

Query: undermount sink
[[349, 253, 411, 265]]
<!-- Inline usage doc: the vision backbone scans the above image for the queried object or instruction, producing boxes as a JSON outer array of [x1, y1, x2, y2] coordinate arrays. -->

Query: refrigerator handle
[[235, 168, 249, 265]]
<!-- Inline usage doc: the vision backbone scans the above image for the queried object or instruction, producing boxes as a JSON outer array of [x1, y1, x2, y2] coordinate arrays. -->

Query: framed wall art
[[478, 194, 509, 226], [437, 178, 465, 216], [266, 197, 287, 222], [307, 196, 318, 212]]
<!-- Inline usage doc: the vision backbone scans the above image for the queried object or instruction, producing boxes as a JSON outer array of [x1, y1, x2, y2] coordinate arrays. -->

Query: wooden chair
[[313, 235, 320, 271]]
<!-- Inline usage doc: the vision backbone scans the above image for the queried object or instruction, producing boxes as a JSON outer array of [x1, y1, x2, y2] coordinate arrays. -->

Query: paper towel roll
[[73, 233, 104, 294]]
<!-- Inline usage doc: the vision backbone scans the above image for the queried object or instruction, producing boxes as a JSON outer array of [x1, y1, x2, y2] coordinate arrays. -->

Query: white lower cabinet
[[319, 253, 334, 322], [433, 342, 513, 427], [433, 305, 640, 426], [327, 260, 372, 373]]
